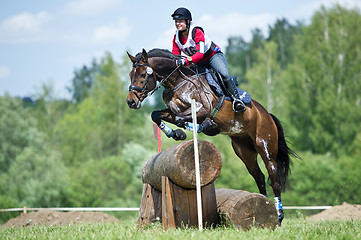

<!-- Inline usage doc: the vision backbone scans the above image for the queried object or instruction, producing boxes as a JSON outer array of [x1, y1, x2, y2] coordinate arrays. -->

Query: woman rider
[[171, 7, 246, 113]]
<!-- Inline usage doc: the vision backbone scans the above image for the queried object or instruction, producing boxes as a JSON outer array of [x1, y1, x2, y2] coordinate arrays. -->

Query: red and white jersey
[[172, 24, 220, 64]]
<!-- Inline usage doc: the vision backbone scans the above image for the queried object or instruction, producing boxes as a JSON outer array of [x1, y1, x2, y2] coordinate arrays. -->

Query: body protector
[[174, 25, 214, 57]]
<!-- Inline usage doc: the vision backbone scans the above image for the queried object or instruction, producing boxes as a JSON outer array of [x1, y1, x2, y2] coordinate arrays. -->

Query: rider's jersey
[[172, 24, 220, 65]]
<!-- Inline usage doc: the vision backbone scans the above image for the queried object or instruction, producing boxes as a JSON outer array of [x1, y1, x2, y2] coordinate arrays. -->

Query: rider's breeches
[[200, 52, 231, 83]]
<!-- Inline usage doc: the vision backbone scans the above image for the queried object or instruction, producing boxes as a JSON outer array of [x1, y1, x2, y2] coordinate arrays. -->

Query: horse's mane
[[135, 48, 181, 62], [135, 48, 198, 76]]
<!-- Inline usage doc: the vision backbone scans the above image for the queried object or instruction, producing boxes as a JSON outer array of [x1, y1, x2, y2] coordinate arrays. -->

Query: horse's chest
[[168, 92, 194, 114]]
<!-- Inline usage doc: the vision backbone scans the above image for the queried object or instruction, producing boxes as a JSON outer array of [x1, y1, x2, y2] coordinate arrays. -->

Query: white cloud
[[64, 0, 121, 16], [152, 27, 174, 51], [0, 66, 10, 80], [0, 12, 52, 44], [1, 11, 51, 31], [92, 18, 131, 44]]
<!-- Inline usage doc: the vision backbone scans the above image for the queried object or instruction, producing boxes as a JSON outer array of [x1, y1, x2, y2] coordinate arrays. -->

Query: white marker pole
[[191, 99, 203, 231]]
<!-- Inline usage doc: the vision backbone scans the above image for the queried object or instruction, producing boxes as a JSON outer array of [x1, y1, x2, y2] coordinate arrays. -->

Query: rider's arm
[[172, 35, 181, 55]]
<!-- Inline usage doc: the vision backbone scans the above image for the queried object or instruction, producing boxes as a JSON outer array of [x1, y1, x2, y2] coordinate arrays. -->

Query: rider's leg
[[207, 53, 246, 112]]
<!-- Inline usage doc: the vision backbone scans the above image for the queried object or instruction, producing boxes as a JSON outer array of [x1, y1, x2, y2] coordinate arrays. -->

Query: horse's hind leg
[[231, 136, 267, 196], [254, 134, 284, 225]]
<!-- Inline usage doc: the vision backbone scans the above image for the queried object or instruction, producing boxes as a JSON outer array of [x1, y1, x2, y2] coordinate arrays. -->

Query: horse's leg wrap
[[184, 122, 201, 133], [274, 196, 284, 225], [175, 115, 202, 133], [158, 122, 174, 138]]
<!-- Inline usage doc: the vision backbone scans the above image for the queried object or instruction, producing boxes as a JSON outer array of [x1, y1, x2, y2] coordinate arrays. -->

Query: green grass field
[[1, 218, 360, 240]]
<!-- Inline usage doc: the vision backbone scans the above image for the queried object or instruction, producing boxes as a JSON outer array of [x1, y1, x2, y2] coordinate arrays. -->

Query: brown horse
[[126, 48, 296, 226]]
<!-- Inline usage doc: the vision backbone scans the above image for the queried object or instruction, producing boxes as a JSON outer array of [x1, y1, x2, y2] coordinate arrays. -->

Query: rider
[[171, 7, 246, 113]]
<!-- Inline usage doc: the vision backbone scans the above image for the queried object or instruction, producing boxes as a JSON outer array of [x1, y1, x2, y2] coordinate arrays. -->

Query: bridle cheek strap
[[129, 63, 155, 100]]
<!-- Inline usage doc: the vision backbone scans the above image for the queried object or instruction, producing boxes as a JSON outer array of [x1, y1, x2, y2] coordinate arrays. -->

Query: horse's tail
[[270, 113, 297, 192]]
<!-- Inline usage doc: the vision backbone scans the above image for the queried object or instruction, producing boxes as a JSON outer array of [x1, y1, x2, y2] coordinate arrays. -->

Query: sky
[[1, 0, 360, 99]]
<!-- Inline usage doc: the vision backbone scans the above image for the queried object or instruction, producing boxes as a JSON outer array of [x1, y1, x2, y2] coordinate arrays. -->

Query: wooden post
[[23, 206, 27, 214], [162, 176, 176, 229], [191, 99, 203, 231], [137, 183, 162, 227], [162, 176, 219, 230]]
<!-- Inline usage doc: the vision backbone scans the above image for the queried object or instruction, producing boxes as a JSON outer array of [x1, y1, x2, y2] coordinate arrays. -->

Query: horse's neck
[[149, 57, 181, 87], [149, 56, 218, 103]]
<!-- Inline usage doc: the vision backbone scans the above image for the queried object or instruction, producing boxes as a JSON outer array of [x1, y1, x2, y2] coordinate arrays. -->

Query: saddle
[[196, 66, 252, 104]]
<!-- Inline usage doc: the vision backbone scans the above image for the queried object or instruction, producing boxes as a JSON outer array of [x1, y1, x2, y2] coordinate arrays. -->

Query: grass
[[1, 218, 360, 240]]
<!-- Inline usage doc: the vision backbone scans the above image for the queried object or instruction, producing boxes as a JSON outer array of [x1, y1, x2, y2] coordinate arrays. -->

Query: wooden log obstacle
[[216, 189, 278, 230], [138, 139, 222, 229], [137, 140, 278, 230]]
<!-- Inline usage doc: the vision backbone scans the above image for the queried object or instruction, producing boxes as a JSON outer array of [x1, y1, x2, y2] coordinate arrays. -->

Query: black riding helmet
[[171, 7, 192, 21]]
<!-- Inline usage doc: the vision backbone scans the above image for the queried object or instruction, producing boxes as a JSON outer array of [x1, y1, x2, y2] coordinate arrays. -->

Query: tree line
[[1, 4, 360, 223]]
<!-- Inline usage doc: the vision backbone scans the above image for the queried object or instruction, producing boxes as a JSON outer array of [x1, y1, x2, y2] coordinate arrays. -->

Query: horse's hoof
[[172, 129, 187, 141], [201, 118, 221, 136]]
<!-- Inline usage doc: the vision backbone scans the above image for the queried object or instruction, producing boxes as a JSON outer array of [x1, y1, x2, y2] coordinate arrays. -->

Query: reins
[[131, 55, 224, 118], [147, 64, 181, 97]]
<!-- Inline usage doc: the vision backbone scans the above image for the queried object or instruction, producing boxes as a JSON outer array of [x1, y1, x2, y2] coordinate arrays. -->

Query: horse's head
[[126, 49, 157, 109]]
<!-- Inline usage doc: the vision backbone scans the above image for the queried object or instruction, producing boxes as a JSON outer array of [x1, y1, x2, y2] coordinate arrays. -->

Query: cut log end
[[216, 188, 278, 230]]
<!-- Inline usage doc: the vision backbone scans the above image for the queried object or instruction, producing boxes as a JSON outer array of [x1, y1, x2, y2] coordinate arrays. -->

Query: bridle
[[129, 60, 181, 101], [129, 62, 156, 102]]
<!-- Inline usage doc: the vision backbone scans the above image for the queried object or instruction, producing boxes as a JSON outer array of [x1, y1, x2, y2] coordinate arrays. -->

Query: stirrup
[[233, 99, 246, 113]]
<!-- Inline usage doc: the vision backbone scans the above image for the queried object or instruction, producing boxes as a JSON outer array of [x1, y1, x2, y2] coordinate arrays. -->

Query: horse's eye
[[141, 74, 146, 78]]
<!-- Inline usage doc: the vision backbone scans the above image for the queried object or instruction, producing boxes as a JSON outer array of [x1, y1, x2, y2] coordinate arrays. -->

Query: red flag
[[153, 124, 162, 153]]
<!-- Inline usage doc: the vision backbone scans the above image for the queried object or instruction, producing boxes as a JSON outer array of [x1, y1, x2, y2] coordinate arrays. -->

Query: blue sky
[[1, 0, 360, 98]]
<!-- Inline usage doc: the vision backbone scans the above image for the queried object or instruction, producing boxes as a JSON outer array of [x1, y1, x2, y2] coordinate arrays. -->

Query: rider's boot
[[224, 79, 246, 113]]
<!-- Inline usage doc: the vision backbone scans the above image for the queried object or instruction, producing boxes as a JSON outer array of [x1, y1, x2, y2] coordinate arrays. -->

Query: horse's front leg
[[151, 109, 187, 141]]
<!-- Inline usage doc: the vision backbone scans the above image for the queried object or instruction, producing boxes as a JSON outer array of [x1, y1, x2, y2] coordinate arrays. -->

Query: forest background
[[1, 4, 360, 223]]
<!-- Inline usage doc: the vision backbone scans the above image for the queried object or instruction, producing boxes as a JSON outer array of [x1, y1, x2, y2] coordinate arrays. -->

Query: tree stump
[[216, 188, 278, 230]]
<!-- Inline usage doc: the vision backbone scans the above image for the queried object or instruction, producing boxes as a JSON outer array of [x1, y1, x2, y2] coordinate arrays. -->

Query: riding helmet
[[171, 7, 192, 21]]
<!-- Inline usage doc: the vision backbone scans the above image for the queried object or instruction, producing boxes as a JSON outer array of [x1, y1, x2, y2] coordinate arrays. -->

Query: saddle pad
[[205, 70, 252, 104]]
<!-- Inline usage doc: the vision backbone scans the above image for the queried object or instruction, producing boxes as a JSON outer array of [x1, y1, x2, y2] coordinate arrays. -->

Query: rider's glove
[[176, 58, 187, 66]]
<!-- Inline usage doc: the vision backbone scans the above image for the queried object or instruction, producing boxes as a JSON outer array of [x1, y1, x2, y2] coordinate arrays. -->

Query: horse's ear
[[127, 52, 136, 64], [141, 49, 148, 63]]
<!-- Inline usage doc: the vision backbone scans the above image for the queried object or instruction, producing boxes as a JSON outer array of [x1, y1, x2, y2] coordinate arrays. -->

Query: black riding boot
[[224, 79, 246, 113]]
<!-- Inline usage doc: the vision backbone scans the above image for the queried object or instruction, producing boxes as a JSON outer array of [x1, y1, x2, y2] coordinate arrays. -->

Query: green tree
[[5, 146, 69, 207], [282, 4, 361, 154], [30, 83, 70, 143], [67, 156, 133, 207], [68, 59, 100, 104], [225, 29, 265, 84], [245, 41, 282, 113], [283, 152, 361, 206], [268, 18, 303, 69], [55, 52, 151, 165], [0, 95, 38, 174], [225, 36, 249, 83]]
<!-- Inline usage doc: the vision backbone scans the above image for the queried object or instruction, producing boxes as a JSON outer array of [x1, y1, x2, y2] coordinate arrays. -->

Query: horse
[[126, 48, 296, 226]]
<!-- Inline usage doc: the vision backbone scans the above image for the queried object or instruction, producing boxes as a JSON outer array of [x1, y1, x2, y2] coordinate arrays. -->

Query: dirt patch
[[307, 202, 361, 221], [1, 210, 120, 228]]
